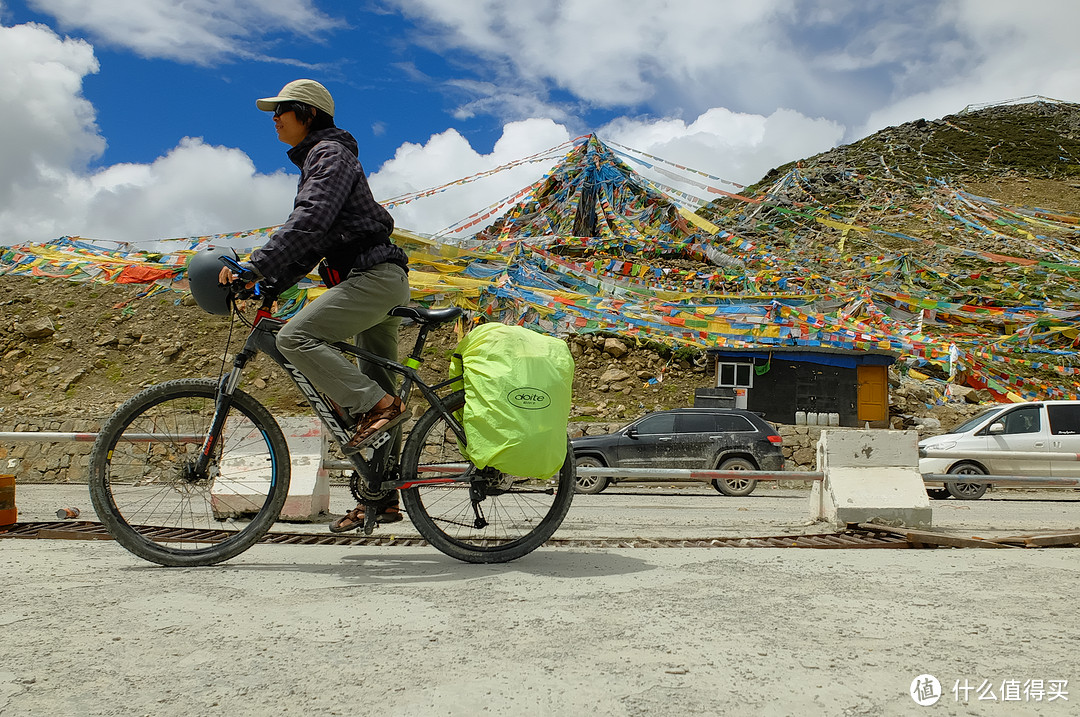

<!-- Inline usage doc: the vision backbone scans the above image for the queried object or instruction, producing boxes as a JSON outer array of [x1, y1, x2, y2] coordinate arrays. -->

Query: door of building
[[857, 365, 888, 424]]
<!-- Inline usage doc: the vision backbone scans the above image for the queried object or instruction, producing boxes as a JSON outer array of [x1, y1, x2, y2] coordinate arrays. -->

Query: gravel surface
[[3, 485, 1079, 716]]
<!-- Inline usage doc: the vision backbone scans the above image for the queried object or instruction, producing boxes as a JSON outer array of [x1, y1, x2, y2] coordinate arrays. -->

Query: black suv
[[571, 408, 785, 495]]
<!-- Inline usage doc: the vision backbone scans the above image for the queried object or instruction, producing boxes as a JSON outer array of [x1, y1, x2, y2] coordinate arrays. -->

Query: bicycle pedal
[[370, 430, 392, 450], [362, 515, 378, 536]]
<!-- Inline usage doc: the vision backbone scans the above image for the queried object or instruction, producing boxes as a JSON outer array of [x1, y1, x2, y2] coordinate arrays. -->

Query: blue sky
[[1, 0, 1078, 245]]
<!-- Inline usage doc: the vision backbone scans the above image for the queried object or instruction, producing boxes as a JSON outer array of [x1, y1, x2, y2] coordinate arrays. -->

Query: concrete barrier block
[[809, 429, 931, 528], [278, 417, 330, 521], [211, 416, 330, 522]]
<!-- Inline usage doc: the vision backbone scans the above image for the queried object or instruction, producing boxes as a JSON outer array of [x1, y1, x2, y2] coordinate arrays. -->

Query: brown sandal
[[345, 396, 407, 450], [329, 502, 403, 532]]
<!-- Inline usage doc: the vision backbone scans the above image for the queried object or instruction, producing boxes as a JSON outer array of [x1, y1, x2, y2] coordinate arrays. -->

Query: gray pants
[[277, 262, 410, 419]]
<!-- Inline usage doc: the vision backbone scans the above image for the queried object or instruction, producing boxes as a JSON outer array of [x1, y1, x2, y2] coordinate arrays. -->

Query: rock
[[15, 317, 55, 339], [599, 368, 632, 384], [911, 416, 941, 431], [61, 370, 87, 391], [792, 446, 816, 469], [603, 338, 629, 358], [947, 384, 976, 401]]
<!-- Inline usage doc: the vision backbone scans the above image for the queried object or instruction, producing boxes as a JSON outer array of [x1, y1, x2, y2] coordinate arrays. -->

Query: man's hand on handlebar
[[217, 259, 263, 301]]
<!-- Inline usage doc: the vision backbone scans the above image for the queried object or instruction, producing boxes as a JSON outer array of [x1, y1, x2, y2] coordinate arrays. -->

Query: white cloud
[[856, 0, 1080, 139], [599, 108, 844, 191], [390, 0, 1080, 143], [68, 139, 297, 243], [392, 0, 793, 110], [28, 0, 342, 64], [0, 19, 296, 245], [0, 20, 100, 181], [369, 119, 572, 235]]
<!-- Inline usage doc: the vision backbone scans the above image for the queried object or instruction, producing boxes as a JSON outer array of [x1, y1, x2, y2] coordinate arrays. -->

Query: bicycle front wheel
[[400, 390, 575, 563], [88, 378, 290, 567]]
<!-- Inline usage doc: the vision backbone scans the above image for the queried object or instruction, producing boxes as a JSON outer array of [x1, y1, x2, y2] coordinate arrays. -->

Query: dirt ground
[[3, 485, 1079, 716]]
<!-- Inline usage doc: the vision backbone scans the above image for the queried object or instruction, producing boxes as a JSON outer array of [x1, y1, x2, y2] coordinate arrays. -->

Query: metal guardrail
[[0, 432, 100, 442], [4, 432, 1080, 487], [575, 467, 822, 481], [0, 432, 203, 443], [923, 473, 1080, 486], [920, 448, 1080, 462]]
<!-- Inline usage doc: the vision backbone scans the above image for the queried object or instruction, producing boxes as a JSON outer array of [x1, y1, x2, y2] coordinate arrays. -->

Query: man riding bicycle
[[219, 79, 409, 531]]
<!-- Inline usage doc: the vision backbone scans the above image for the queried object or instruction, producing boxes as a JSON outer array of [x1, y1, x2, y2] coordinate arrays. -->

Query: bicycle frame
[[201, 302, 467, 494]]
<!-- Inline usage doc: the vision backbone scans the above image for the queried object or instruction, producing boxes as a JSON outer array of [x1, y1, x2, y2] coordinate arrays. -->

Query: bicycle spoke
[[399, 390, 574, 562], [89, 379, 290, 566]]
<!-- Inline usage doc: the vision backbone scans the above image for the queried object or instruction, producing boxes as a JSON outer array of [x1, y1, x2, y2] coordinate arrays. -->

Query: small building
[[700, 347, 898, 428]]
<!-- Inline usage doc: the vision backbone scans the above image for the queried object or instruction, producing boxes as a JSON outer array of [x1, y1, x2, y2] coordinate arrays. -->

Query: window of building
[[717, 362, 753, 388]]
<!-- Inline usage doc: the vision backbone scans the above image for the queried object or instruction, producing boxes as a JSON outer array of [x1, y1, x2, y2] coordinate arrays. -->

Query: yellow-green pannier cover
[[449, 322, 574, 478]]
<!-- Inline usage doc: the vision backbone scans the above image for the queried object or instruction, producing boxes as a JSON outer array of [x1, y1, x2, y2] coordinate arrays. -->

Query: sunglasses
[[273, 102, 304, 118]]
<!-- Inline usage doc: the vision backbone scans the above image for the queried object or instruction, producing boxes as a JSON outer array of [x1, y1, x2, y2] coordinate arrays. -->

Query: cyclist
[[218, 79, 409, 530]]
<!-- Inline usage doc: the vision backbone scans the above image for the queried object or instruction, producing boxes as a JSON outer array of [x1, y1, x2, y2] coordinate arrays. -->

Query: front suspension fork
[[194, 356, 250, 476]]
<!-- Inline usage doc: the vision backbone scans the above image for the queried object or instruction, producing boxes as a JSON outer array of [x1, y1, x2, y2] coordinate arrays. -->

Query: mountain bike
[[87, 253, 575, 568]]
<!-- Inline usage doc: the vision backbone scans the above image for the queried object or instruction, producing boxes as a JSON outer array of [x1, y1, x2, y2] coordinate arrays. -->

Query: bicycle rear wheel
[[400, 390, 575, 563], [88, 378, 290, 567]]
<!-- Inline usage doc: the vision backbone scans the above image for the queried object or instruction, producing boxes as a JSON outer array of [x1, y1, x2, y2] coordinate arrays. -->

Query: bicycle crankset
[[349, 471, 394, 504]]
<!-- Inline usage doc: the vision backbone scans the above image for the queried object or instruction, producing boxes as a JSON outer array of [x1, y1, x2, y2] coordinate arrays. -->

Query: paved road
[[3, 483, 1079, 716]]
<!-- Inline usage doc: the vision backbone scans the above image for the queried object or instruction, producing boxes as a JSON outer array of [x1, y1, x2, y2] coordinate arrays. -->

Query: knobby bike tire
[[88, 378, 291, 567], [399, 390, 575, 563]]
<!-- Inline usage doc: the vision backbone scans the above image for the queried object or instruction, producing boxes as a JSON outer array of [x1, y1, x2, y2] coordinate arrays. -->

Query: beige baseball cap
[[256, 79, 335, 116]]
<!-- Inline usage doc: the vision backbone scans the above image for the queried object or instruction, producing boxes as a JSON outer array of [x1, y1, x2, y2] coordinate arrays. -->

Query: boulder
[[603, 338, 629, 358], [15, 317, 55, 339], [599, 367, 632, 384]]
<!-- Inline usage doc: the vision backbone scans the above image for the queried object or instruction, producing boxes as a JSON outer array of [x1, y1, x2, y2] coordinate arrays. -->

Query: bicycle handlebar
[[216, 256, 264, 301]]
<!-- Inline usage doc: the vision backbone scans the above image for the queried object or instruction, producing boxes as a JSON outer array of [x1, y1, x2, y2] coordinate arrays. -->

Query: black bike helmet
[[187, 246, 237, 315]]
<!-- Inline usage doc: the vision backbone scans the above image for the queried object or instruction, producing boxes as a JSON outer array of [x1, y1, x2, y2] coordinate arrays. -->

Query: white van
[[918, 400, 1080, 499]]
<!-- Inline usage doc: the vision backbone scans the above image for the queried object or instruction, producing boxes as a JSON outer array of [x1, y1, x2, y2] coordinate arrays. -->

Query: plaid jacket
[[250, 128, 406, 294]]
